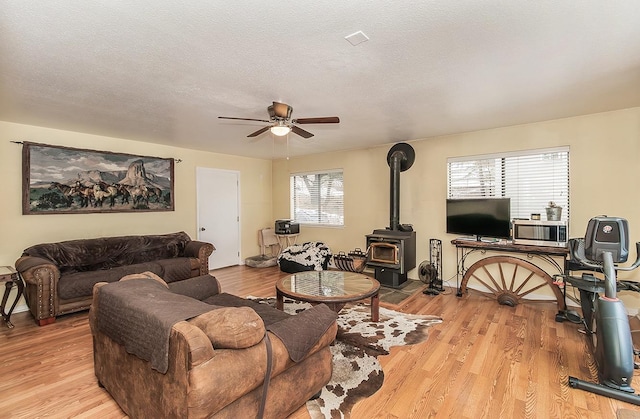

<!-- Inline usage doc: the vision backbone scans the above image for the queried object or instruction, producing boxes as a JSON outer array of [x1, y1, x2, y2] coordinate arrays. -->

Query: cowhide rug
[[252, 297, 442, 419]]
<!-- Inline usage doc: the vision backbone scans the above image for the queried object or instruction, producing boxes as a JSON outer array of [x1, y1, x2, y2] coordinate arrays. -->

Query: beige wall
[[0, 121, 273, 309], [3, 107, 639, 314], [273, 107, 640, 308]]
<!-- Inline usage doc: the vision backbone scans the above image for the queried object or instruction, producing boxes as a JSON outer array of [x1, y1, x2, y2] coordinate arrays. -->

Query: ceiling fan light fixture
[[270, 125, 291, 136], [219, 101, 339, 138]]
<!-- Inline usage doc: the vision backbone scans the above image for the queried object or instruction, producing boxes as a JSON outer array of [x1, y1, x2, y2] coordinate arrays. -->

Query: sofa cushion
[[58, 262, 163, 300], [23, 232, 192, 274], [189, 307, 265, 349]]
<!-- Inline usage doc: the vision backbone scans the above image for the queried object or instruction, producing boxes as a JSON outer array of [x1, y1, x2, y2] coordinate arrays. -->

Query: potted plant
[[546, 201, 562, 221]]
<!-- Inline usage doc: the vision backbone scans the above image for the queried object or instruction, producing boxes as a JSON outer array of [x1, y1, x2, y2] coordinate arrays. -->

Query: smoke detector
[[345, 31, 369, 46]]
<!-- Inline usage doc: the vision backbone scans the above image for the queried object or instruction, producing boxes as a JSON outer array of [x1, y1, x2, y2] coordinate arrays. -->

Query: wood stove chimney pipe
[[386, 143, 415, 231]]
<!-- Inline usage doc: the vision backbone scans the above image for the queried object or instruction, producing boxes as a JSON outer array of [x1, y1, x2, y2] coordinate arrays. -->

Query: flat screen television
[[446, 198, 511, 240]]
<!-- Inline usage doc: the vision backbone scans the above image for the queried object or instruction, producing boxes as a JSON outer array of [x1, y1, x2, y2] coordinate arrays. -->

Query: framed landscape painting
[[22, 142, 175, 214]]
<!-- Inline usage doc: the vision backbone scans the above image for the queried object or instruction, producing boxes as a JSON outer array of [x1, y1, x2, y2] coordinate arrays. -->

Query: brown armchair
[[89, 274, 337, 418]]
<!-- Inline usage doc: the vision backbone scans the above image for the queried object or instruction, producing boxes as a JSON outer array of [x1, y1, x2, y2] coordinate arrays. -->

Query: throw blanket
[[23, 232, 192, 274], [277, 241, 332, 273], [204, 293, 337, 362], [266, 303, 337, 362], [96, 278, 213, 373]]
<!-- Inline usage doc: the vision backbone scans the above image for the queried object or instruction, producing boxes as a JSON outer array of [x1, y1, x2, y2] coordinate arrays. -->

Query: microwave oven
[[512, 220, 568, 247]]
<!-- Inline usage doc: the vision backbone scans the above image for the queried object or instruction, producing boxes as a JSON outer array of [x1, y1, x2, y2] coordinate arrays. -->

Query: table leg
[[1, 278, 23, 329], [371, 292, 380, 322], [276, 292, 284, 311]]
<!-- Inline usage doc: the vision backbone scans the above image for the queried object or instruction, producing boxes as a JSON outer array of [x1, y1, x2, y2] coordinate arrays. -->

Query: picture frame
[[22, 142, 175, 215]]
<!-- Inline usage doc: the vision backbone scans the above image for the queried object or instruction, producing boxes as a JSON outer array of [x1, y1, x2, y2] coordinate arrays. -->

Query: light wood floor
[[2, 265, 640, 418]]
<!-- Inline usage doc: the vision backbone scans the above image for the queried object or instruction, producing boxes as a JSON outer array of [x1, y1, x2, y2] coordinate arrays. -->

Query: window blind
[[290, 169, 344, 226], [447, 147, 569, 221]]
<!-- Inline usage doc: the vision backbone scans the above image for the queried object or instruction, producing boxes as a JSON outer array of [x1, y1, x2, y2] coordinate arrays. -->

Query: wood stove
[[367, 229, 416, 287], [369, 241, 399, 265], [366, 143, 417, 288]]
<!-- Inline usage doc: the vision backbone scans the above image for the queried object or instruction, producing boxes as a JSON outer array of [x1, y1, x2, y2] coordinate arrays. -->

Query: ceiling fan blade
[[272, 102, 292, 119], [293, 116, 340, 124], [247, 126, 271, 137], [218, 116, 271, 123], [291, 125, 314, 138]]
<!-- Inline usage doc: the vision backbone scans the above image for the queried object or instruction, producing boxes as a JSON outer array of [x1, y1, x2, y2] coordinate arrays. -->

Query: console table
[[451, 239, 568, 311]]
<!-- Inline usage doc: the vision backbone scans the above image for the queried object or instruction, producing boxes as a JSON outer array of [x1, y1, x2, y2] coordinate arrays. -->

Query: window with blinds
[[290, 169, 344, 226], [447, 147, 569, 221]]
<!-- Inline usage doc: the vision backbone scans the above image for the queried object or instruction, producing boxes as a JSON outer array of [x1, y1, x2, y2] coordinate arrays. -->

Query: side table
[[0, 266, 24, 328]]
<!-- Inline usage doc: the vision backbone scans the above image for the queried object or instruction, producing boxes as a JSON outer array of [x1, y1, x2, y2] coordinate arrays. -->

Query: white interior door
[[196, 167, 240, 270]]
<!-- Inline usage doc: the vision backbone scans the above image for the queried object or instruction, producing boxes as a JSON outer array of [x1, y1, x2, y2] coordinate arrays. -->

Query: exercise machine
[[563, 216, 640, 404]]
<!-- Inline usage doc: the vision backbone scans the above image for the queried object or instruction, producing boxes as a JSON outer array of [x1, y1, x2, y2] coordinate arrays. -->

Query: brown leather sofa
[[15, 232, 214, 325], [89, 273, 338, 419]]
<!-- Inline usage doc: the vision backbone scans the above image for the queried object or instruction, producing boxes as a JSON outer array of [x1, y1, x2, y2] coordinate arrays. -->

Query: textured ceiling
[[1, 1, 639, 159]]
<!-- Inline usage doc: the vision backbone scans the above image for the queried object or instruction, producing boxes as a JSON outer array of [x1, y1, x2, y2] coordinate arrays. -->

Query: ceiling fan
[[218, 101, 340, 139]]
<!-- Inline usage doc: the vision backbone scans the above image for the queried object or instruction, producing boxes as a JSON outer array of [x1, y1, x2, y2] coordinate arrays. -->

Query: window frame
[[290, 169, 344, 227], [447, 146, 570, 222]]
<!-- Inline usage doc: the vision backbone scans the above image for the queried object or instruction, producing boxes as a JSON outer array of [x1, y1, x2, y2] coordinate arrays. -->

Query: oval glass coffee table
[[276, 270, 381, 321]]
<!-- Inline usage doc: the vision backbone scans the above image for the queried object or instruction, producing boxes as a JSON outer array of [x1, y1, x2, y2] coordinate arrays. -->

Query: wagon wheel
[[460, 256, 566, 311]]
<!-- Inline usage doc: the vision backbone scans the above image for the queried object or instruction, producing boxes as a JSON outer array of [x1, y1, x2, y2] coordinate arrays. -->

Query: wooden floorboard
[[1, 265, 640, 418]]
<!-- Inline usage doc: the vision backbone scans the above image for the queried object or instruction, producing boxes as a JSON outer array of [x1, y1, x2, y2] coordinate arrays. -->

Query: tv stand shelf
[[451, 239, 568, 311]]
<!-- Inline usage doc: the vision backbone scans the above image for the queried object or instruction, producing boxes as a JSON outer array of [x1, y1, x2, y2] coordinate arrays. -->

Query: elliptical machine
[[564, 216, 640, 404]]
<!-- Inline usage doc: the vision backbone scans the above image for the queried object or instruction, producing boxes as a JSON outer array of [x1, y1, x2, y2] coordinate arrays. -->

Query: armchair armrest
[[15, 256, 61, 322], [172, 321, 215, 368], [15, 256, 58, 276], [184, 241, 215, 274]]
